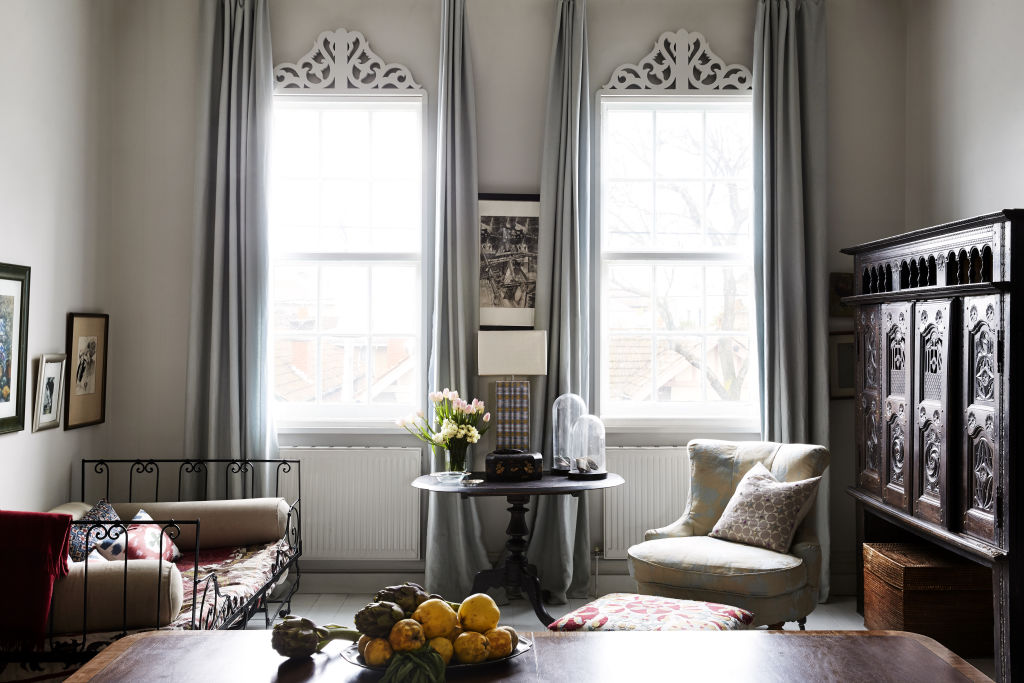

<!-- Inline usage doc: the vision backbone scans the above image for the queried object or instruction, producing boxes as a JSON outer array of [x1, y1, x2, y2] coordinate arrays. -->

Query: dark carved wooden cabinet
[[844, 210, 1022, 682]]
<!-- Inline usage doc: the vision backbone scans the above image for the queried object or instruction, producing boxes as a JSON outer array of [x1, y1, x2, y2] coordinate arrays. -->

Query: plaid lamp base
[[495, 380, 530, 450]]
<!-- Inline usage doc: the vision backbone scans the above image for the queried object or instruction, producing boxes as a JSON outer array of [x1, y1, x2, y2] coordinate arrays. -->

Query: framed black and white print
[[33, 354, 66, 431], [64, 313, 109, 429], [479, 194, 539, 328], [829, 333, 856, 399], [0, 263, 30, 435]]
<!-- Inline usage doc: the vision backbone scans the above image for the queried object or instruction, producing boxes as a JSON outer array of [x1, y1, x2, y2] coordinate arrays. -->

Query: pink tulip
[[483, 412, 491, 422]]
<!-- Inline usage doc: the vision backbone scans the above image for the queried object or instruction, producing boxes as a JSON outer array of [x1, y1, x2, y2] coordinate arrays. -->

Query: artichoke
[[354, 601, 406, 638], [374, 583, 430, 616], [271, 615, 359, 659]]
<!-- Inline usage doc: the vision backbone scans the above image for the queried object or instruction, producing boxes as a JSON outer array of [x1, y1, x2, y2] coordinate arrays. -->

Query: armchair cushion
[[708, 462, 820, 553], [628, 535, 807, 598]]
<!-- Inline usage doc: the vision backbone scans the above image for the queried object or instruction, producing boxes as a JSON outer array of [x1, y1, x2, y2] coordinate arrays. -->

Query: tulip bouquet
[[398, 389, 490, 473]]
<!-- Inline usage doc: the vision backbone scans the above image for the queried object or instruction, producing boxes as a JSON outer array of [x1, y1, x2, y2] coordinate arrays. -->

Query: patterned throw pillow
[[68, 500, 122, 562], [709, 462, 821, 553], [123, 509, 182, 562]]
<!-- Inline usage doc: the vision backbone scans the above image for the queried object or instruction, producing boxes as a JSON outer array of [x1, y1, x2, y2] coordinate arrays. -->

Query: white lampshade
[[478, 330, 548, 376]]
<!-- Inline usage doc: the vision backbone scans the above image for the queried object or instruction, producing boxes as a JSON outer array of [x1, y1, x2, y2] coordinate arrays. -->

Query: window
[[599, 96, 759, 425], [269, 95, 425, 422]]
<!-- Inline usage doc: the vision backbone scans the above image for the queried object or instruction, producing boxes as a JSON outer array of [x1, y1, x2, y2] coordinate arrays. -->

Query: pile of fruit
[[354, 582, 519, 672], [270, 582, 519, 682]]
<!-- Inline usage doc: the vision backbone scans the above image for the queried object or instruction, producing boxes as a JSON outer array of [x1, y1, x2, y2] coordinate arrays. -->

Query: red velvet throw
[[0, 511, 72, 649]]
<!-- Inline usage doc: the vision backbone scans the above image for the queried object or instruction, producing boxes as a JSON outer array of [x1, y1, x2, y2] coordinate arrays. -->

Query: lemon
[[457, 593, 500, 633], [484, 627, 513, 658], [453, 631, 490, 664], [499, 625, 519, 651], [388, 618, 426, 652], [363, 638, 393, 668], [412, 598, 459, 639], [428, 636, 454, 665]]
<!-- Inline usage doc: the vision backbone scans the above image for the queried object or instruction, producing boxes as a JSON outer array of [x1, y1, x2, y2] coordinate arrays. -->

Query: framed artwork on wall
[[0, 262, 30, 435], [479, 194, 540, 329], [829, 333, 856, 399], [829, 272, 855, 318], [64, 313, 109, 429], [33, 354, 66, 431]]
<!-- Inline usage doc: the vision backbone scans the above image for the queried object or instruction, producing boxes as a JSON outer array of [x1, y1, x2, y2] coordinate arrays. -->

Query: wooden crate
[[863, 543, 993, 657]]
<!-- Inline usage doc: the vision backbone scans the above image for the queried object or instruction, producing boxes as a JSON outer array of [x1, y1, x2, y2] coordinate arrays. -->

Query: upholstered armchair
[[626, 439, 829, 629]]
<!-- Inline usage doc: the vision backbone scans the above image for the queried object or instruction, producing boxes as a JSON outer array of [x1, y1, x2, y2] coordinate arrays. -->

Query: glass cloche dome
[[567, 414, 607, 480], [552, 393, 587, 474]]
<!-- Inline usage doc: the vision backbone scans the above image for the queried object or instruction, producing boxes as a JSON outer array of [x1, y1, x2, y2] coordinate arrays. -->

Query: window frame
[[595, 91, 760, 434], [269, 91, 431, 430]]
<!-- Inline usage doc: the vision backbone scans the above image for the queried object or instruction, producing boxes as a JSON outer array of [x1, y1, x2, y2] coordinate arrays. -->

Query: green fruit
[[374, 583, 430, 616], [354, 601, 405, 638]]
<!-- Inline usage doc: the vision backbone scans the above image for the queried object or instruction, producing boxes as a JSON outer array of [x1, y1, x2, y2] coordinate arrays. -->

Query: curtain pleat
[[424, 0, 491, 599], [186, 0, 277, 500], [753, 0, 831, 601], [525, 0, 594, 604]]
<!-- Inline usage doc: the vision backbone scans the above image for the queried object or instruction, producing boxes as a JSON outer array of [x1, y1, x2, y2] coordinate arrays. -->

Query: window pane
[[274, 337, 316, 403], [321, 110, 370, 179], [654, 181, 702, 248], [656, 111, 703, 179], [604, 110, 653, 179], [606, 265, 651, 330], [654, 337, 704, 402], [607, 335, 653, 401], [321, 337, 369, 403], [371, 337, 416, 405], [706, 266, 754, 332], [604, 181, 653, 250], [372, 110, 420, 180], [705, 182, 751, 247], [273, 109, 319, 178], [273, 265, 317, 332], [705, 110, 752, 179], [703, 335, 755, 402], [371, 266, 418, 334], [654, 266, 702, 331], [321, 265, 369, 333]]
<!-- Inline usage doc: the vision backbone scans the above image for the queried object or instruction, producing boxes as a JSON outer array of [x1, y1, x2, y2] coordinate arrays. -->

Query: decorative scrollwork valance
[[274, 28, 422, 91], [604, 29, 751, 91]]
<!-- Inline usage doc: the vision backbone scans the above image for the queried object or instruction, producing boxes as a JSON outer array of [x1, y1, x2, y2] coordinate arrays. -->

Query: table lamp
[[478, 330, 548, 450]]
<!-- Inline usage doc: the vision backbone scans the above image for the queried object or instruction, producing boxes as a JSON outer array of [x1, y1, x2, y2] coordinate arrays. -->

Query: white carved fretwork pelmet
[[274, 28, 422, 91], [604, 28, 751, 92]]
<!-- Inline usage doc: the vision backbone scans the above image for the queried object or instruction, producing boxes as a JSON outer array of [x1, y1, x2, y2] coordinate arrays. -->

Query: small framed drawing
[[64, 313, 109, 429], [479, 194, 539, 328], [0, 263, 30, 435], [33, 354, 66, 431], [829, 333, 856, 399]]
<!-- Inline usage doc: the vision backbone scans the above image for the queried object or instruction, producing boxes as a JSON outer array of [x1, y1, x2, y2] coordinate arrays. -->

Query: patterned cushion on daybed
[[173, 538, 289, 630], [548, 593, 754, 632]]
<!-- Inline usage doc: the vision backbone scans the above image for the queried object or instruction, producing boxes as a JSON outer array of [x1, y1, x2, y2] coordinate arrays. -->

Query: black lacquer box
[[485, 449, 543, 482]]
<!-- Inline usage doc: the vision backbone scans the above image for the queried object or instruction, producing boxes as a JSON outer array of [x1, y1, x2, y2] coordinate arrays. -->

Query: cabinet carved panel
[[913, 300, 954, 527], [961, 295, 1002, 544], [855, 305, 883, 497], [882, 303, 913, 510]]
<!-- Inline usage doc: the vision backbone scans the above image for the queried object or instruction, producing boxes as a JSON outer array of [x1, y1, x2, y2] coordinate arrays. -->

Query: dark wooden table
[[68, 630, 991, 682], [412, 473, 624, 625]]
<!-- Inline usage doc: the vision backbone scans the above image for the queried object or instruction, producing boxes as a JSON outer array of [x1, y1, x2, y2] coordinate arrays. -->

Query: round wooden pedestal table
[[412, 472, 624, 626]]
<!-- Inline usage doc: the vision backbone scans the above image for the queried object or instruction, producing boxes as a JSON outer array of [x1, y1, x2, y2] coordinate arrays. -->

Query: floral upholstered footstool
[[548, 593, 754, 632]]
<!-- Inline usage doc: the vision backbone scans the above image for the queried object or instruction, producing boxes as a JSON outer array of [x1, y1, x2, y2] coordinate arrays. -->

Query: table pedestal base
[[471, 494, 554, 626]]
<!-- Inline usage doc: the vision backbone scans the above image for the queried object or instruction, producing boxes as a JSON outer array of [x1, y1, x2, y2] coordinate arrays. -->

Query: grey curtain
[[186, 0, 276, 500], [424, 0, 490, 599], [753, 0, 831, 600], [524, 0, 593, 604]]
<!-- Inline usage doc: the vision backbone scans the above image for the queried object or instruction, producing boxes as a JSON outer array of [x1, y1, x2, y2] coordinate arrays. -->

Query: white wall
[[100, 1, 200, 463], [904, 0, 1024, 227], [0, 0, 108, 511]]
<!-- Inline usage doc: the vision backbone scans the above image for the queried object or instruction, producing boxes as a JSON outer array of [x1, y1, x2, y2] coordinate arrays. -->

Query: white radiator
[[279, 447, 422, 561], [603, 447, 690, 559]]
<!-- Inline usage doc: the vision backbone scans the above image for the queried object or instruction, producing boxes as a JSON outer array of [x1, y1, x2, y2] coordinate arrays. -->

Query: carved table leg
[[470, 494, 554, 626]]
